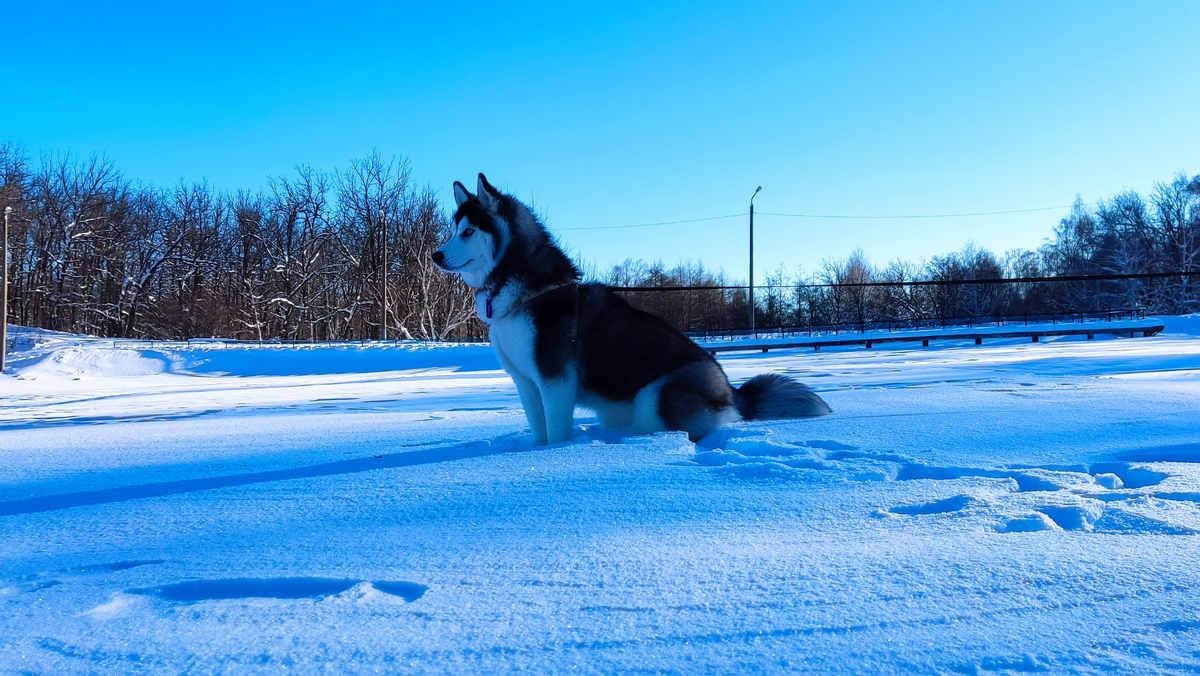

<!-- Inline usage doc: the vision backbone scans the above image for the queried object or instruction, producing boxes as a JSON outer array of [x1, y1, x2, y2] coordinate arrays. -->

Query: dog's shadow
[[0, 425, 660, 518]]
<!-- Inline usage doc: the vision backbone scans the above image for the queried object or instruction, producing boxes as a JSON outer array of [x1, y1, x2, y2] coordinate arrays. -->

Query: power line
[[557, 213, 745, 231], [757, 204, 1086, 220], [556, 203, 1088, 232]]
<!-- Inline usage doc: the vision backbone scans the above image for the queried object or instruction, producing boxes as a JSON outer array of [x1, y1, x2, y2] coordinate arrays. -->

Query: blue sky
[[6, 1, 1199, 282]]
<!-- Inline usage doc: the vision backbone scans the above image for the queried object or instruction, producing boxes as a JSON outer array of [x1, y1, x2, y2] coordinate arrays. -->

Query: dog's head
[[432, 173, 510, 289], [433, 173, 579, 291]]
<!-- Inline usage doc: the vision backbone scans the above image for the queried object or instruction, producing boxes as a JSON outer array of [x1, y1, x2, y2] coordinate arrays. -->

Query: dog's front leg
[[511, 373, 549, 445], [539, 375, 577, 445], [494, 342, 549, 445]]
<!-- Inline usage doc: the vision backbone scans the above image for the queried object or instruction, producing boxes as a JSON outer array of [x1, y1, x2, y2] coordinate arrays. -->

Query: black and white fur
[[433, 174, 831, 446]]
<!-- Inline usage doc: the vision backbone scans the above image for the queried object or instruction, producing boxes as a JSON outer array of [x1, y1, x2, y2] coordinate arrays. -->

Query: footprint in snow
[[690, 431, 1200, 535], [127, 577, 428, 603]]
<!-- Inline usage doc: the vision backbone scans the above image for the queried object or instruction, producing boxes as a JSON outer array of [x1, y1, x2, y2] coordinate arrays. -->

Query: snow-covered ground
[[2, 319, 1200, 674]]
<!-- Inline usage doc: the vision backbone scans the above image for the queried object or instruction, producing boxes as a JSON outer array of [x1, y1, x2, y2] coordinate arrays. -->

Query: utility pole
[[381, 214, 388, 341], [749, 186, 761, 338], [1, 207, 10, 372]]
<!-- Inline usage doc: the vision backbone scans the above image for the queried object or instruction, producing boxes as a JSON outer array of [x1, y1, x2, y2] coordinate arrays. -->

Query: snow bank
[[1157, 313, 1200, 336], [16, 346, 170, 379], [3, 326, 500, 379]]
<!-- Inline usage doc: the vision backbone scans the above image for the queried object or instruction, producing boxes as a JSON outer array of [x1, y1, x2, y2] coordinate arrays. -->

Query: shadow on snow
[[0, 435, 530, 517]]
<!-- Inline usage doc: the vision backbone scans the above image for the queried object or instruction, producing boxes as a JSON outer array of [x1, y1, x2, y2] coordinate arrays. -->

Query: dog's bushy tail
[[733, 373, 832, 420]]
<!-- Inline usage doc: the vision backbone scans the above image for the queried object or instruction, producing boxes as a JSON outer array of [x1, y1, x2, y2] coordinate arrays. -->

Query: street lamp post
[[749, 186, 761, 338], [381, 215, 388, 341], [1, 206, 10, 372]]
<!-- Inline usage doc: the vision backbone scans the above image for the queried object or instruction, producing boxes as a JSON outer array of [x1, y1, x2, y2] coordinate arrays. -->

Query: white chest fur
[[478, 287, 540, 381], [489, 314, 540, 381]]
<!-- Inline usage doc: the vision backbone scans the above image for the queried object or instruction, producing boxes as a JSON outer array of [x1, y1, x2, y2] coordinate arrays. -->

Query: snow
[[2, 319, 1200, 674], [1160, 313, 1200, 337]]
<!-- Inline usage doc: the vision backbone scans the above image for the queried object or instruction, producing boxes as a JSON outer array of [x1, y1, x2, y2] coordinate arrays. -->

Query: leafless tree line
[[601, 259, 751, 333], [2, 143, 1196, 339], [0, 144, 482, 340], [603, 173, 1199, 331]]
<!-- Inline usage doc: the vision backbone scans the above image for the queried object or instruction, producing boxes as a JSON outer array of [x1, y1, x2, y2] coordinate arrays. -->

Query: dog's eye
[[463, 228, 475, 237]]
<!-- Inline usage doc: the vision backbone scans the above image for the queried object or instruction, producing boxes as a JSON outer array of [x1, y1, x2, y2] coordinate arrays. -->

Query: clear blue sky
[[6, 1, 1199, 282]]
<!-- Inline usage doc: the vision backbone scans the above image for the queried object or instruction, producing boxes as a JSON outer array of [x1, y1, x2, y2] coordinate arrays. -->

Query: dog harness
[[482, 281, 578, 319]]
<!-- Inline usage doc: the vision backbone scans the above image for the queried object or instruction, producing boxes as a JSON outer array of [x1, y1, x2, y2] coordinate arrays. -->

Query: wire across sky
[[557, 203, 1085, 231]]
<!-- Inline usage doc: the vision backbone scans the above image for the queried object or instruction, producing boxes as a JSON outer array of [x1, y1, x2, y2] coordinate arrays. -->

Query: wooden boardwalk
[[699, 320, 1166, 355]]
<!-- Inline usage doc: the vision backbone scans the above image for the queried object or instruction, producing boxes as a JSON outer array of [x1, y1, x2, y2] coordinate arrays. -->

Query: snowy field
[[2, 319, 1200, 674]]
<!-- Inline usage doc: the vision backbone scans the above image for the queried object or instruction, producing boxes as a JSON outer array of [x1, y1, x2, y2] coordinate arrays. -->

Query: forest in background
[[602, 174, 1200, 333], [0, 144, 477, 341], [1, 142, 1197, 340]]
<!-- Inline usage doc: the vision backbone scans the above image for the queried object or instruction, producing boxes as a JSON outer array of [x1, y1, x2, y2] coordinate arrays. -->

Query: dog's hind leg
[[658, 362, 741, 442], [539, 375, 578, 445]]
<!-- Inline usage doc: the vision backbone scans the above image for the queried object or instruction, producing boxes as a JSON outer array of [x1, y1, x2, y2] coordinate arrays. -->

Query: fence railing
[[3, 329, 490, 353], [7, 271, 1193, 348], [611, 271, 1197, 338], [684, 309, 1149, 342]]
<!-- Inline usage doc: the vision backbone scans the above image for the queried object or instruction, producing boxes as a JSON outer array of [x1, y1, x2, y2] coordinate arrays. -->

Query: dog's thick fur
[[433, 174, 831, 445]]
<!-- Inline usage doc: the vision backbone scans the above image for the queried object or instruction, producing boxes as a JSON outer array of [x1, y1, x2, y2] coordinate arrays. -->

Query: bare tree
[[3, 145, 1193, 341], [1150, 175, 1200, 312]]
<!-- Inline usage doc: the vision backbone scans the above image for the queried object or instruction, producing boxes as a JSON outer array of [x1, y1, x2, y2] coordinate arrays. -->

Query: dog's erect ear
[[476, 173, 498, 212], [452, 181, 472, 208]]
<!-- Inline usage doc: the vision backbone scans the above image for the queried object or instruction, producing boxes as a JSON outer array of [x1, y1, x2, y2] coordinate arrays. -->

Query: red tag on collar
[[486, 297, 493, 319]]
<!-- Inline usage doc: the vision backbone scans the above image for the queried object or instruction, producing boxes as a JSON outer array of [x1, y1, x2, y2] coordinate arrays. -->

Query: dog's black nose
[[431, 251, 444, 265]]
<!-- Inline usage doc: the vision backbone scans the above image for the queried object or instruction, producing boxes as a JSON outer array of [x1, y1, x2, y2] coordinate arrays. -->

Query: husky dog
[[432, 174, 831, 445]]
